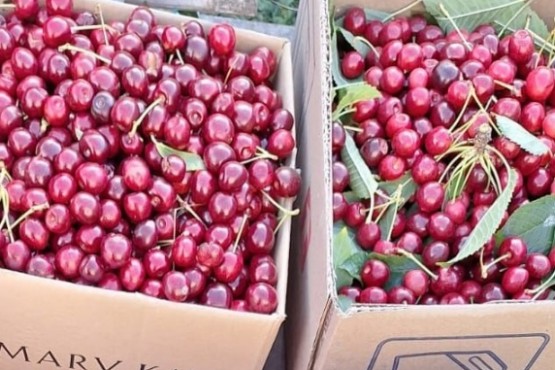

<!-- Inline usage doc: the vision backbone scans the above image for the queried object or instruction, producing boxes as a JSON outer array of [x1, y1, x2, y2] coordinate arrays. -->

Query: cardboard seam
[[307, 297, 336, 370], [321, 0, 337, 304]]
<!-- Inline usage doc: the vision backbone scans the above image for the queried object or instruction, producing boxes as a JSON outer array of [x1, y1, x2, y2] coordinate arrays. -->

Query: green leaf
[[337, 295, 354, 312], [423, 0, 548, 39], [343, 191, 360, 203], [333, 222, 365, 288], [363, 9, 390, 21], [496, 196, 555, 254], [368, 253, 421, 290], [445, 168, 518, 265], [341, 251, 368, 283], [335, 268, 354, 289], [496, 115, 550, 156], [337, 26, 370, 56], [377, 173, 417, 241], [151, 136, 205, 171], [333, 83, 380, 120], [341, 134, 379, 199], [331, 30, 352, 87], [379, 172, 417, 198]]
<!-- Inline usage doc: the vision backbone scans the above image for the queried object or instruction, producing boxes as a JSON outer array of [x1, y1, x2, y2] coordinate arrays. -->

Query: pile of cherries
[[334, 7, 555, 304], [0, 0, 300, 314]]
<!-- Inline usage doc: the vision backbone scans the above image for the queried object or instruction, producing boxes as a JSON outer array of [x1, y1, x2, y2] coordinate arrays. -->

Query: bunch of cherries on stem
[[0, 0, 300, 314], [334, 7, 555, 305]]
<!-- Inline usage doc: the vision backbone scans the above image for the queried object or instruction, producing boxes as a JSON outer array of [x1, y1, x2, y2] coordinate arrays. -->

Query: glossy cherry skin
[[100, 233, 132, 270], [69, 192, 100, 225], [246, 283, 278, 313]]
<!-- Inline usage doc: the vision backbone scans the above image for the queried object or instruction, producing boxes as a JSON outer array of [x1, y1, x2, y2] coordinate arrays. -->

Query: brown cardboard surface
[[289, 0, 555, 369], [287, 0, 332, 369], [0, 1, 296, 369], [314, 302, 555, 370]]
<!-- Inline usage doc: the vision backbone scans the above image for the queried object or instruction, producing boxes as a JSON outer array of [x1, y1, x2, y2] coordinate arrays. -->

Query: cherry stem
[[7, 203, 49, 233], [40, 118, 49, 134], [438, 3, 472, 51], [336, 108, 357, 120], [274, 214, 290, 235], [172, 207, 178, 241], [480, 154, 502, 195], [343, 125, 362, 133], [396, 249, 439, 280], [256, 146, 279, 161], [488, 144, 512, 178], [224, 54, 240, 85], [484, 95, 498, 111], [177, 199, 205, 226], [385, 187, 402, 241], [157, 239, 174, 246], [175, 49, 185, 65], [130, 96, 165, 136], [435, 143, 471, 161], [382, 0, 423, 22], [95, 4, 110, 46], [481, 253, 510, 279], [493, 80, 515, 92], [355, 37, 379, 57], [71, 24, 116, 32], [168, 54, 175, 64], [58, 43, 110, 64], [365, 193, 375, 223], [452, 157, 476, 200], [261, 191, 300, 217], [439, 149, 471, 184], [449, 86, 474, 131], [470, 92, 498, 133], [232, 215, 249, 252], [528, 270, 555, 300]]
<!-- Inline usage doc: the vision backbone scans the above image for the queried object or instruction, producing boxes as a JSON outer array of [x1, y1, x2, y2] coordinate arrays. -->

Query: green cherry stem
[[354, 36, 380, 57], [528, 270, 555, 300], [396, 248, 439, 280], [260, 191, 300, 217], [130, 96, 165, 136]]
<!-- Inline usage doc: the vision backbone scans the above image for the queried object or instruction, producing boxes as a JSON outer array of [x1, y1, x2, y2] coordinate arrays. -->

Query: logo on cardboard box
[[367, 334, 549, 370], [0, 342, 178, 370]]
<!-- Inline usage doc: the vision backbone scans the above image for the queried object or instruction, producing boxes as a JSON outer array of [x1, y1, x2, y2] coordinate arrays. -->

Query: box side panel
[[310, 0, 555, 370], [314, 303, 555, 370], [1, 2, 294, 369], [287, 0, 334, 369], [0, 271, 283, 370]]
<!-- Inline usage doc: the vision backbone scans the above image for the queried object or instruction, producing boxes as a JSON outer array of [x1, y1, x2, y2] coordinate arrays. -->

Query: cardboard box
[[0, 1, 296, 370], [288, 0, 555, 369]]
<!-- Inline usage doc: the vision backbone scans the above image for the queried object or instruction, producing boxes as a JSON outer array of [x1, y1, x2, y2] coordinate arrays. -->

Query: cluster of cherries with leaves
[[333, 7, 555, 306], [0, 0, 300, 314]]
